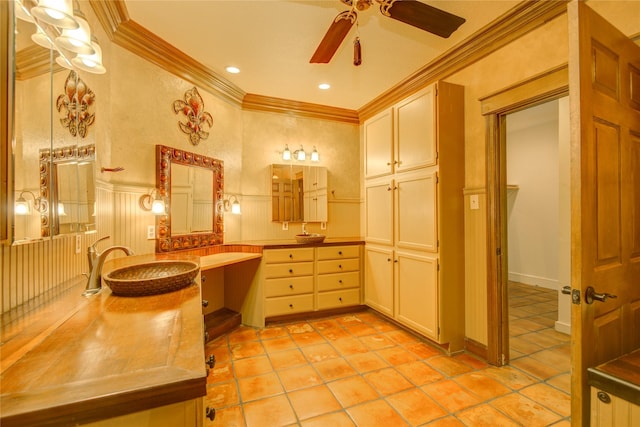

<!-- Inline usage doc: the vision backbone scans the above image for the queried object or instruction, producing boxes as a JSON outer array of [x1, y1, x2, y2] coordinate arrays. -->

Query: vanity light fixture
[[296, 146, 306, 161], [282, 144, 292, 161], [71, 36, 106, 74], [217, 195, 241, 215], [55, 7, 94, 55], [15, 190, 46, 215], [30, 0, 78, 29], [139, 189, 166, 215], [311, 146, 319, 162]]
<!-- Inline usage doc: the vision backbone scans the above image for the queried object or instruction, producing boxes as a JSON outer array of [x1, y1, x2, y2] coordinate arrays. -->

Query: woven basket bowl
[[104, 260, 199, 297]]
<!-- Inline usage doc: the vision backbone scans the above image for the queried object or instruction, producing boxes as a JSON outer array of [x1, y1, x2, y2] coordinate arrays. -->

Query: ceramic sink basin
[[104, 260, 199, 296], [295, 233, 326, 244]]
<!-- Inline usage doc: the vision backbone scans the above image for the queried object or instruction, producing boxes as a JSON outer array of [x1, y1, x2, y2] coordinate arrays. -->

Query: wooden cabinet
[[263, 248, 315, 317], [303, 166, 328, 222], [591, 388, 640, 427], [363, 81, 465, 352], [240, 244, 363, 327], [84, 399, 203, 427]]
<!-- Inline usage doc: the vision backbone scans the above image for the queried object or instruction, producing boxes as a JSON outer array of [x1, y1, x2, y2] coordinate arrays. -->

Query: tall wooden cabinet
[[363, 81, 465, 352]]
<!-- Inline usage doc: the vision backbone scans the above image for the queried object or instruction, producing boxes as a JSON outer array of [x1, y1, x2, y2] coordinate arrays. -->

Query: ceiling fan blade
[[382, 0, 465, 38], [310, 10, 357, 63]]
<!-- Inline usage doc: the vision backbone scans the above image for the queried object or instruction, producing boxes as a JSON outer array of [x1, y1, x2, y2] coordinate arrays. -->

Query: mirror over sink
[[156, 144, 224, 253], [271, 164, 327, 223]]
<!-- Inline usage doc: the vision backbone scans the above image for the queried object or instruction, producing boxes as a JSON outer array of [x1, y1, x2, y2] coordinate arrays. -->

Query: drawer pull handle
[[289, 284, 294, 289], [338, 251, 342, 255], [338, 280, 343, 284], [206, 406, 216, 421], [289, 253, 293, 258], [339, 297, 343, 302], [289, 304, 294, 308], [597, 391, 611, 404], [289, 269, 294, 273], [338, 264, 342, 269]]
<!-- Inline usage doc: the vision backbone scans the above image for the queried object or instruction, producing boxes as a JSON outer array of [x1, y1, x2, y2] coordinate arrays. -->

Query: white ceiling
[[124, 0, 521, 110]]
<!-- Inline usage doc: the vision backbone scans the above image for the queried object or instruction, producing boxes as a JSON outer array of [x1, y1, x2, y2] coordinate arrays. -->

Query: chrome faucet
[[83, 236, 134, 296], [301, 222, 308, 235]]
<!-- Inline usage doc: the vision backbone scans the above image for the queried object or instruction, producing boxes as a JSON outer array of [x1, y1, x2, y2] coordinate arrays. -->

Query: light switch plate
[[470, 194, 479, 210], [282, 222, 288, 231], [320, 222, 326, 230], [147, 225, 155, 239], [75, 234, 82, 254]]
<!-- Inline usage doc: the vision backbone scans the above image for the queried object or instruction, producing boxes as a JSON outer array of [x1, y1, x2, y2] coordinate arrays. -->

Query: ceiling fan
[[310, 0, 466, 65]]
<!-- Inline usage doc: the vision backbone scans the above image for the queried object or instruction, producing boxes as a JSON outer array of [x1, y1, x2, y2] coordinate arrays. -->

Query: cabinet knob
[[338, 251, 342, 255], [597, 391, 611, 404], [289, 284, 294, 289], [289, 269, 293, 273], [338, 279, 343, 284], [394, 259, 399, 263], [339, 297, 343, 302], [202, 299, 209, 308], [289, 253, 293, 258], [338, 264, 342, 269], [386, 162, 391, 166], [387, 186, 392, 191], [201, 275, 206, 282], [289, 304, 294, 309], [206, 354, 216, 368], [206, 406, 216, 421]]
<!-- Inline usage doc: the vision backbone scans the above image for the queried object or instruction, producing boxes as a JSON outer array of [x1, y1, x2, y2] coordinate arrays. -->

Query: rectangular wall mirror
[[271, 164, 327, 223]]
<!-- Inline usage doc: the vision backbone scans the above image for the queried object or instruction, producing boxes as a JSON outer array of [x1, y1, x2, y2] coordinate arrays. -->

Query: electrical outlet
[[147, 225, 156, 240], [282, 222, 288, 231], [470, 194, 479, 210], [320, 222, 326, 230], [75, 234, 82, 254]]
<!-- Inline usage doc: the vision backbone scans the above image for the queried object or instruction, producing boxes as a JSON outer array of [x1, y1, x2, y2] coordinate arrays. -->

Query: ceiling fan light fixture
[[353, 37, 362, 66], [225, 66, 240, 74]]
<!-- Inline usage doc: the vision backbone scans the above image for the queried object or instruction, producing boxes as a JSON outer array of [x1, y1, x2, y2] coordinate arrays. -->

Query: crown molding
[[358, 0, 569, 121], [242, 94, 359, 124]]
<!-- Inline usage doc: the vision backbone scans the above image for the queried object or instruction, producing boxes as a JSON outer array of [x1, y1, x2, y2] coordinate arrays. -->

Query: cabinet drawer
[[265, 294, 314, 316], [317, 245, 360, 260], [317, 271, 360, 292], [265, 276, 314, 297], [317, 258, 359, 274], [264, 262, 314, 278], [318, 288, 360, 309], [263, 248, 315, 263]]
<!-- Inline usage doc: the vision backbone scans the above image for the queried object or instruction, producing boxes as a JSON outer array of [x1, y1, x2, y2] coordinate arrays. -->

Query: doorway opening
[[504, 99, 571, 385]]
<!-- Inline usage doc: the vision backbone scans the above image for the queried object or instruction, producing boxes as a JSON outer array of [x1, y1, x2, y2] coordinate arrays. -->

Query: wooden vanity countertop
[[588, 348, 640, 406], [0, 254, 207, 427]]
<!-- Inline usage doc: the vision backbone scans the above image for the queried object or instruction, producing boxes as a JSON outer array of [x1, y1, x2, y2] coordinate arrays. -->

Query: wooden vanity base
[[205, 308, 242, 342]]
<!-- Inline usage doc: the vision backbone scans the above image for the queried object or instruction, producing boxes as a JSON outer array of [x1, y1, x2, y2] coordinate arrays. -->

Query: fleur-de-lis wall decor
[[56, 71, 95, 138], [173, 87, 213, 145]]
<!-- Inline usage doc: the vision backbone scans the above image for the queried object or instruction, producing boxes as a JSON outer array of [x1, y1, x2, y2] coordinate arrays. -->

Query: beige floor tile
[[359, 333, 396, 350], [313, 357, 357, 381], [301, 342, 340, 363], [404, 341, 443, 359], [423, 416, 466, 426], [520, 383, 571, 417], [427, 355, 475, 377], [343, 322, 378, 337], [227, 326, 259, 344], [230, 341, 265, 360], [509, 335, 545, 355], [292, 330, 326, 347], [530, 347, 572, 371], [456, 404, 521, 426], [243, 395, 297, 427], [347, 399, 409, 427], [318, 327, 352, 341], [261, 336, 297, 353], [547, 373, 571, 394], [210, 405, 244, 427], [491, 393, 562, 426], [238, 372, 284, 402], [258, 325, 288, 340], [331, 337, 369, 355], [376, 345, 419, 366], [269, 348, 308, 370], [301, 411, 356, 427], [510, 356, 564, 380], [386, 388, 447, 425], [277, 364, 324, 392], [480, 366, 537, 390], [288, 384, 342, 420], [454, 353, 489, 370], [205, 381, 239, 408], [396, 360, 444, 386], [327, 376, 380, 408], [344, 351, 389, 373], [364, 367, 414, 396], [233, 355, 273, 378], [422, 379, 482, 412], [384, 329, 422, 345], [454, 372, 512, 400]]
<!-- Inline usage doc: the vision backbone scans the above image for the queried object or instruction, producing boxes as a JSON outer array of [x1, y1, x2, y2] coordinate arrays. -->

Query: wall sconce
[[217, 195, 241, 215], [57, 202, 67, 216], [281, 145, 320, 162], [15, 191, 46, 215], [139, 189, 166, 215]]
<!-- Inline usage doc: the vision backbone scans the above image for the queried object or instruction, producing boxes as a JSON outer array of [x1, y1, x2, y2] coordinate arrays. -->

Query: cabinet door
[[364, 108, 393, 178], [395, 250, 438, 340], [394, 85, 436, 173], [591, 388, 640, 427], [365, 178, 393, 245], [395, 170, 438, 252], [364, 245, 394, 316]]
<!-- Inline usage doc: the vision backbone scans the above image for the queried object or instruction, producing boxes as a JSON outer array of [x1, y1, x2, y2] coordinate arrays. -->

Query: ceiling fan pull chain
[[354, 37, 362, 66]]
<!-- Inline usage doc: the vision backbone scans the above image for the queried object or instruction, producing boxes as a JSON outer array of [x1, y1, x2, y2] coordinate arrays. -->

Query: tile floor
[[204, 283, 570, 426]]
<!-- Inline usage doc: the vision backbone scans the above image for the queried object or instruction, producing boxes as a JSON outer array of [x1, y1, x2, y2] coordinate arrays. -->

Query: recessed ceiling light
[[318, 83, 331, 90], [226, 66, 240, 74]]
